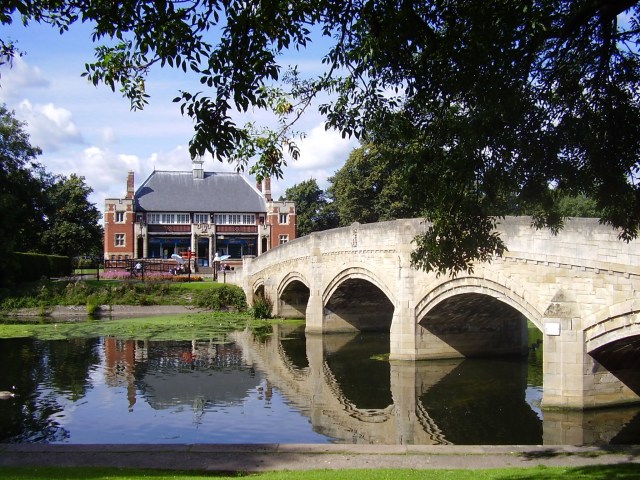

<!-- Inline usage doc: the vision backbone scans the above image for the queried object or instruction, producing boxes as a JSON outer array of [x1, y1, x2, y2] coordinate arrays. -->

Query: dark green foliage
[[193, 284, 247, 311], [250, 295, 273, 320], [12, 252, 72, 282], [282, 179, 338, 237], [0, 106, 103, 270], [38, 174, 104, 258], [328, 143, 417, 226]]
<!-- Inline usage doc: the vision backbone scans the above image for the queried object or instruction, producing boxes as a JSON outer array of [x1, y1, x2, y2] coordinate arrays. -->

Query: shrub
[[250, 295, 273, 319], [86, 294, 100, 316], [193, 284, 247, 311]]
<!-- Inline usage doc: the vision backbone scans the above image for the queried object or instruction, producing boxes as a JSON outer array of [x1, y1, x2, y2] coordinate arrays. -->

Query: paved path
[[1, 444, 640, 472]]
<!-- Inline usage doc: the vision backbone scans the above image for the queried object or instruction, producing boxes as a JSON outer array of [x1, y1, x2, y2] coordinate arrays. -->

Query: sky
[[0, 18, 358, 221]]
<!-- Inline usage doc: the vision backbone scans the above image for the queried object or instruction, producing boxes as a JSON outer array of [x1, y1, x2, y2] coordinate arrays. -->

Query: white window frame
[[215, 213, 256, 225], [279, 213, 288, 224], [176, 213, 190, 224], [194, 213, 210, 224], [115, 211, 125, 223], [147, 212, 190, 224], [279, 234, 289, 245], [115, 233, 125, 247]]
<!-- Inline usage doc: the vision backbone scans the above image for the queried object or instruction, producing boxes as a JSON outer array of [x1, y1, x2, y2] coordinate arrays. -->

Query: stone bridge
[[242, 217, 640, 410]]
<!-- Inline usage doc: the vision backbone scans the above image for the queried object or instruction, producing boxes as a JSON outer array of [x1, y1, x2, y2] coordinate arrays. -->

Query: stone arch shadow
[[415, 277, 543, 358], [321, 266, 397, 333], [276, 271, 311, 319], [251, 279, 266, 305], [585, 304, 640, 396]]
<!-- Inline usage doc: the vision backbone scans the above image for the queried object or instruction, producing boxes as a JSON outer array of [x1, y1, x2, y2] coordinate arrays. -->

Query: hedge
[[10, 252, 73, 283]]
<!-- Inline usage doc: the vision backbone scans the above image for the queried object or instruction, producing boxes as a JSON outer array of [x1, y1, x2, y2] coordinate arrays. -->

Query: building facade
[[104, 160, 296, 268]]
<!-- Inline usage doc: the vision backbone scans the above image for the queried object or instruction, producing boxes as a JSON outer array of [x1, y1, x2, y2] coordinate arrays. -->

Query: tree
[[39, 174, 103, 257], [3, 1, 639, 274], [0, 105, 43, 254], [282, 179, 338, 237], [0, 105, 103, 260], [327, 143, 416, 226]]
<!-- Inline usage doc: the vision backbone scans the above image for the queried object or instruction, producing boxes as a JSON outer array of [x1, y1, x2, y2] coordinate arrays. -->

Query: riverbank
[[7, 304, 209, 318], [1, 444, 639, 471]]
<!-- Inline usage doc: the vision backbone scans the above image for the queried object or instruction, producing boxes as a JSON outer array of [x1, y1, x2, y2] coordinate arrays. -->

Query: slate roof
[[135, 171, 267, 213]]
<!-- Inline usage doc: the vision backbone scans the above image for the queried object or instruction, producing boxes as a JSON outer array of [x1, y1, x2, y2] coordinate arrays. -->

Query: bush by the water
[[192, 284, 247, 311], [250, 295, 273, 319]]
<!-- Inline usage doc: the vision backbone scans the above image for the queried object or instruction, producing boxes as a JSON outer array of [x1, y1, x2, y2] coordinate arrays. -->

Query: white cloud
[[16, 99, 83, 152], [99, 127, 117, 146], [293, 124, 356, 170], [0, 56, 49, 101], [269, 123, 356, 197]]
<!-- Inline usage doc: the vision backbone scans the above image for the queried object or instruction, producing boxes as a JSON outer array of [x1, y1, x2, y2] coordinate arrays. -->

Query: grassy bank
[[1, 465, 639, 479], [0, 279, 246, 314]]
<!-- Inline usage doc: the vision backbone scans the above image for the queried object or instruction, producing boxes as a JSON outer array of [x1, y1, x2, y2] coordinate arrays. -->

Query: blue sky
[[0, 19, 357, 220]]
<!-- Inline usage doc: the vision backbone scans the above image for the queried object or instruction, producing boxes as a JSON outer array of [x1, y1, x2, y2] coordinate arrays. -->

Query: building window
[[215, 213, 256, 225], [115, 211, 125, 223], [194, 213, 210, 224], [136, 213, 143, 223], [279, 234, 289, 245], [115, 233, 125, 246], [279, 213, 288, 224], [147, 212, 190, 224]]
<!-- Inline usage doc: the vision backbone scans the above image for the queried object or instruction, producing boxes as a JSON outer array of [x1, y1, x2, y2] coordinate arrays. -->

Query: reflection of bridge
[[232, 325, 458, 445], [233, 324, 640, 445], [242, 217, 640, 409]]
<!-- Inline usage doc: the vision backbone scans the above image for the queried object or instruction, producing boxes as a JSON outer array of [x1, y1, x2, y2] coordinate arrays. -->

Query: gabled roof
[[135, 171, 267, 213]]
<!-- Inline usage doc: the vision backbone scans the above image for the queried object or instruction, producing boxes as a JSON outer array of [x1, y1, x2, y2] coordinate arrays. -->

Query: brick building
[[104, 159, 296, 268]]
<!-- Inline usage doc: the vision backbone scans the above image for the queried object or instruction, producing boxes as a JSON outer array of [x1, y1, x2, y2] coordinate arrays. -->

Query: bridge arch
[[251, 279, 266, 303], [323, 266, 396, 306], [277, 271, 311, 319], [584, 302, 640, 353], [322, 266, 396, 333], [277, 271, 310, 297], [416, 276, 544, 331], [414, 277, 543, 359]]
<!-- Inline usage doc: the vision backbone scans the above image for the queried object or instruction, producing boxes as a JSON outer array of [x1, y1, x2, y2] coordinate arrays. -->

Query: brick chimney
[[263, 177, 272, 201], [126, 171, 134, 199]]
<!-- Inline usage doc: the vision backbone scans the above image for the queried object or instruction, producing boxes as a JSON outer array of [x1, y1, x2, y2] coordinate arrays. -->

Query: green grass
[[0, 465, 639, 479]]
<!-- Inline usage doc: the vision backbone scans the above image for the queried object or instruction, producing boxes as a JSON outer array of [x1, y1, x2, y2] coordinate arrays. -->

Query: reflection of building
[[104, 158, 296, 268], [103, 337, 143, 409], [101, 338, 259, 410]]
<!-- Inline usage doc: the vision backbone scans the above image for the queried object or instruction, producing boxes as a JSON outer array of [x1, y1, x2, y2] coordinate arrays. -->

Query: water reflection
[[1, 325, 640, 445]]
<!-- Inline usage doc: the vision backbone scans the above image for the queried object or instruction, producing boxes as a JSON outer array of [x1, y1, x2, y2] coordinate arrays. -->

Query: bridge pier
[[542, 290, 640, 409]]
